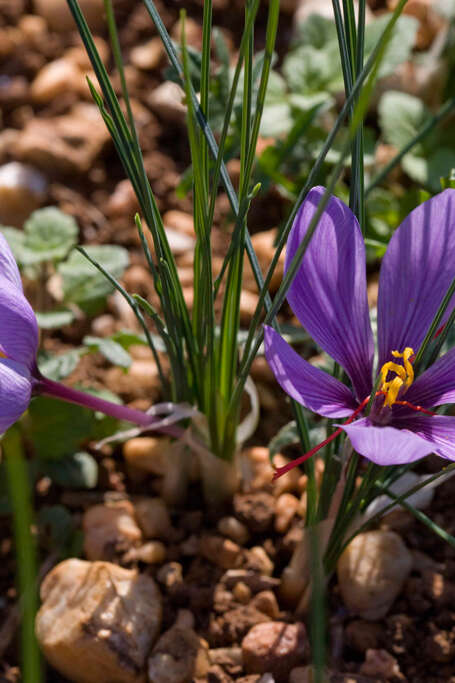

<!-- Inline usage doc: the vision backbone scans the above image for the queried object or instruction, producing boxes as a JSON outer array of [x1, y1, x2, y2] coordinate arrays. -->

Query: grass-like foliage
[[67, 0, 412, 494]]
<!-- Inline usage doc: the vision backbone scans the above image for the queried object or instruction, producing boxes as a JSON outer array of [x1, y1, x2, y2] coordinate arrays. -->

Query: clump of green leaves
[[1, 206, 129, 327], [378, 90, 455, 191]]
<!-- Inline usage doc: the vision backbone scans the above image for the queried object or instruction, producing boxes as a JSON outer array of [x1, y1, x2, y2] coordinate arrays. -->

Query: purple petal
[[264, 325, 357, 418], [378, 189, 455, 368], [395, 414, 455, 461], [341, 417, 435, 465], [0, 276, 39, 366], [405, 347, 455, 408], [0, 358, 32, 433], [285, 186, 373, 401], [0, 233, 22, 291]]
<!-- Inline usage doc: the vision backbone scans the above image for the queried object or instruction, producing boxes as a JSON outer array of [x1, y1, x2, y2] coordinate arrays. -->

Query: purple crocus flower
[[265, 186, 455, 476], [0, 233, 181, 436]]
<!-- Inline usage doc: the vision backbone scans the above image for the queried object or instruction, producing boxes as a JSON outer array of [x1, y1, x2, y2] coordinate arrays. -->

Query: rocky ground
[[0, 0, 455, 681]]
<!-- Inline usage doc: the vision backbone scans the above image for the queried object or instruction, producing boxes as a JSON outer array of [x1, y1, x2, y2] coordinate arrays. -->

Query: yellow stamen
[[0, 351, 6, 359], [379, 347, 414, 408]]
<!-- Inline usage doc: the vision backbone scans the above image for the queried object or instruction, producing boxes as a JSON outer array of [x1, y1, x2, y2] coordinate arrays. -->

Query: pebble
[[148, 626, 210, 683], [337, 530, 413, 620], [233, 581, 252, 604], [30, 58, 82, 103], [162, 210, 195, 237], [274, 493, 299, 533], [209, 646, 243, 673], [147, 82, 186, 124], [123, 437, 170, 476], [156, 562, 183, 590], [105, 179, 138, 217], [171, 17, 203, 48], [210, 606, 271, 645], [344, 620, 383, 653], [297, 492, 307, 520], [242, 622, 308, 682], [359, 649, 403, 679], [165, 227, 196, 255], [0, 129, 20, 165], [36, 558, 162, 683], [218, 516, 250, 546], [240, 290, 259, 323], [33, 0, 105, 31], [251, 591, 281, 620], [134, 497, 172, 539], [389, 0, 446, 49], [175, 609, 195, 630], [272, 454, 302, 497], [129, 360, 161, 391], [244, 547, 274, 577], [65, 36, 110, 70], [130, 38, 163, 70], [82, 500, 142, 561], [0, 162, 47, 226], [222, 570, 280, 594], [122, 264, 154, 295], [180, 533, 199, 556], [91, 313, 116, 337], [424, 629, 455, 663], [249, 229, 285, 292], [123, 540, 166, 565], [16, 103, 110, 174], [240, 447, 274, 492], [200, 535, 242, 570], [294, 0, 373, 26], [234, 492, 275, 534]]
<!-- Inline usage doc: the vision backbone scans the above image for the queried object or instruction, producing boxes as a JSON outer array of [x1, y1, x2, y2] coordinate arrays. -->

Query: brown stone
[[200, 535, 242, 570], [16, 104, 110, 175], [217, 516, 249, 546], [33, 0, 105, 32], [274, 493, 299, 533], [240, 447, 274, 492], [148, 626, 210, 682], [134, 498, 172, 539], [337, 531, 412, 620], [233, 492, 275, 533], [130, 38, 163, 70], [123, 437, 170, 476], [30, 58, 83, 103], [359, 649, 404, 679], [83, 500, 142, 561], [345, 620, 384, 653], [36, 559, 162, 683], [210, 606, 271, 645], [0, 162, 47, 227], [242, 622, 308, 682], [123, 541, 166, 565]]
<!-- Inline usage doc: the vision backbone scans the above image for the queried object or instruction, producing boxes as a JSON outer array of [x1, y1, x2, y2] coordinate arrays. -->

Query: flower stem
[[3, 426, 42, 683], [37, 376, 183, 438]]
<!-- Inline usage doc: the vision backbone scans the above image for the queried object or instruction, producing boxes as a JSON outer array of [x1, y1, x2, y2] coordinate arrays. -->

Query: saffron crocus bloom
[[264, 187, 455, 473], [0, 234, 181, 436]]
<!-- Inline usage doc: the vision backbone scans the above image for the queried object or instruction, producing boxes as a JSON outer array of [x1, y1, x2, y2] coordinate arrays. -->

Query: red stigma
[[272, 394, 372, 480], [434, 324, 446, 339]]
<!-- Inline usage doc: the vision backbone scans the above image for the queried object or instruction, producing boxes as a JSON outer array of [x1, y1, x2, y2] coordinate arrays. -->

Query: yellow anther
[[0, 351, 6, 359], [379, 347, 415, 408]]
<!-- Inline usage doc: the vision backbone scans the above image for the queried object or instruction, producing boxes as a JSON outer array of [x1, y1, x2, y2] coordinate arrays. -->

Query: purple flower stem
[[36, 376, 183, 438]]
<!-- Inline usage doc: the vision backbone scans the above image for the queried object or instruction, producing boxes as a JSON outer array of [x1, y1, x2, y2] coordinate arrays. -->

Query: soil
[[0, 1, 454, 682]]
